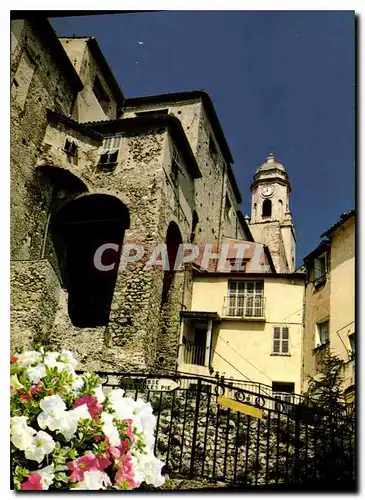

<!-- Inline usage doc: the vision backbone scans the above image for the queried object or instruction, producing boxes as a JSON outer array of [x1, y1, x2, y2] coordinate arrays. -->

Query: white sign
[[120, 378, 180, 392]]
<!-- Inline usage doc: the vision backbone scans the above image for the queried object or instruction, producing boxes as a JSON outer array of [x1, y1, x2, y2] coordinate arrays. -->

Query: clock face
[[261, 185, 274, 198]]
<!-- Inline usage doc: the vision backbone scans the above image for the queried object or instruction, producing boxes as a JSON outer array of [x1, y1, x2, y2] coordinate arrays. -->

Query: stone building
[[11, 17, 256, 373], [301, 210, 355, 399]]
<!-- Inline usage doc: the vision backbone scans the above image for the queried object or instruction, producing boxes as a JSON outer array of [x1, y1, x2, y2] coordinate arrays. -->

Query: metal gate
[[89, 371, 355, 487]]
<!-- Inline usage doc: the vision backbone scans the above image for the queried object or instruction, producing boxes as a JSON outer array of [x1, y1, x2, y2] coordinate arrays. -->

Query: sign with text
[[120, 378, 180, 392]]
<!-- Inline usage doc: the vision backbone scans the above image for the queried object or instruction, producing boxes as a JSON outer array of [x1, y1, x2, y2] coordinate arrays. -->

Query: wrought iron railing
[[81, 370, 355, 487], [182, 342, 206, 366], [223, 295, 266, 318]]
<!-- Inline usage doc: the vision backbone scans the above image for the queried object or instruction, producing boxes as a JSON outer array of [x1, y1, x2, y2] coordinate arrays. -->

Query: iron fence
[[86, 371, 355, 487]]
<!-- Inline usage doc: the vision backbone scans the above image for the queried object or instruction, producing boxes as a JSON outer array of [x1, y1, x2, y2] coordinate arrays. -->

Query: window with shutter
[[272, 326, 290, 355], [99, 136, 121, 166]]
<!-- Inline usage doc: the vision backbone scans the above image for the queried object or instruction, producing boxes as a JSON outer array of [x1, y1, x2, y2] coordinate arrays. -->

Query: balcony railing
[[182, 342, 206, 366], [223, 295, 265, 318]]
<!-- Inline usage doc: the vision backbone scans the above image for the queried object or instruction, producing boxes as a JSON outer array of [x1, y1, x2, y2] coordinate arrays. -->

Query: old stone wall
[[11, 20, 77, 261], [11, 260, 62, 351]]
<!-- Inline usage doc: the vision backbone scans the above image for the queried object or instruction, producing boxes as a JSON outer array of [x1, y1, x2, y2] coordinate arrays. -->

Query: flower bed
[[10, 347, 165, 490]]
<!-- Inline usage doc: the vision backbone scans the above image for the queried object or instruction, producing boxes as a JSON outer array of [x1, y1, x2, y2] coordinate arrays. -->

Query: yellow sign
[[217, 396, 263, 419]]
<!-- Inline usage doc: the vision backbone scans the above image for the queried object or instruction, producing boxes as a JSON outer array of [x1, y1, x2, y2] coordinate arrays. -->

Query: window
[[272, 326, 290, 355], [209, 135, 218, 163], [313, 253, 328, 285], [182, 324, 207, 366], [225, 193, 232, 220], [135, 109, 169, 117], [99, 136, 121, 166], [262, 199, 272, 217], [63, 136, 78, 156], [93, 76, 110, 109], [171, 144, 180, 185], [226, 281, 264, 317], [316, 320, 329, 347]]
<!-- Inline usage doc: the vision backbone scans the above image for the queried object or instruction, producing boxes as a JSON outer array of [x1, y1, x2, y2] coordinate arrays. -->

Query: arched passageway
[[51, 193, 130, 327]]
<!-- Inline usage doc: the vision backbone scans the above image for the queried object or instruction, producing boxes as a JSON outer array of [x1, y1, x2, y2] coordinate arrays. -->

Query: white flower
[[37, 464, 55, 490], [24, 431, 55, 463], [37, 395, 67, 431], [25, 364, 47, 383], [16, 351, 42, 368], [93, 385, 105, 404], [11, 416, 36, 451], [59, 350, 78, 370], [101, 412, 120, 447], [38, 396, 90, 440], [74, 470, 112, 490], [131, 452, 165, 488], [71, 375, 84, 392], [43, 352, 65, 372]]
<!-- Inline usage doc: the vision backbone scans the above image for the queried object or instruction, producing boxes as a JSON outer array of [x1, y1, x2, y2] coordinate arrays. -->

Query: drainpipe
[[205, 319, 213, 367]]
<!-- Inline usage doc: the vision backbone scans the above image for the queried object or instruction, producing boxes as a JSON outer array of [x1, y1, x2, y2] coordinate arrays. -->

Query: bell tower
[[249, 153, 296, 273]]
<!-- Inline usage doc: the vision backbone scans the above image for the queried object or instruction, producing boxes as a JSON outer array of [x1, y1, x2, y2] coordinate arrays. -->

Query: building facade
[[302, 211, 355, 398]]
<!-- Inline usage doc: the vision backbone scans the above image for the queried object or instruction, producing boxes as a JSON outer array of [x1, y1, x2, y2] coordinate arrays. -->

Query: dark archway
[[161, 221, 183, 307], [262, 199, 272, 218], [51, 193, 130, 327]]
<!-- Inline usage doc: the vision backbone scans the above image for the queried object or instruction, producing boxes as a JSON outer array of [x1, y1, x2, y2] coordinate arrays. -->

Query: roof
[[303, 240, 331, 263], [46, 109, 103, 141], [180, 311, 221, 321], [59, 37, 125, 110], [124, 90, 234, 164], [256, 153, 286, 174], [23, 18, 83, 93], [80, 114, 202, 179], [320, 210, 355, 239]]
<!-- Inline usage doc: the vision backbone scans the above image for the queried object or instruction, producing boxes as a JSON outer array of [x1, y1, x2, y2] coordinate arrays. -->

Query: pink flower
[[11, 355, 18, 363], [30, 382, 42, 396], [68, 451, 111, 483], [114, 452, 136, 489], [21, 473, 43, 490], [20, 394, 31, 402], [74, 395, 103, 419]]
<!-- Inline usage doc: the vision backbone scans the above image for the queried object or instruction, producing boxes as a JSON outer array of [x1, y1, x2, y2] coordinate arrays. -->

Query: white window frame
[[99, 136, 121, 165], [272, 326, 290, 355], [315, 320, 329, 347], [227, 280, 264, 317]]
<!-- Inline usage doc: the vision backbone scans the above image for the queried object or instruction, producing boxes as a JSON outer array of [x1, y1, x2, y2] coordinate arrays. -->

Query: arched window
[[262, 199, 272, 218], [278, 199, 283, 219]]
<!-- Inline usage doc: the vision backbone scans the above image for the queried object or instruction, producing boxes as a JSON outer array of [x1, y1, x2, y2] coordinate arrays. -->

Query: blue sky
[[50, 11, 355, 265]]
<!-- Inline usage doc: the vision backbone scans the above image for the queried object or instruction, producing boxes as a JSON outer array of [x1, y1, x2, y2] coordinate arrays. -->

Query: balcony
[[182, 341, 206, 366], [223, 295, 266, 320]]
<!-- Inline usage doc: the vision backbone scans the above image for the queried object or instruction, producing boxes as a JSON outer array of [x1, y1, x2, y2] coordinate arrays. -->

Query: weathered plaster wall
[[249, 221, 288, 273], [329, 216, 355, 390], [301, 261, 331, 392]]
